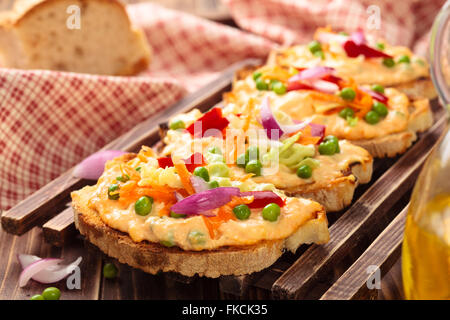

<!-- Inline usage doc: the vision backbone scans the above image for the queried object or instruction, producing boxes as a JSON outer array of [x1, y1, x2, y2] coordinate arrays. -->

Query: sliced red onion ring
[[309, 79, 339, 94], [171, 187, 241, 216], [18, 254, 83, 287], [260, 96, 284, 140], [73, 150, 127, 180], [288, 66, 335, 82], [287, 81, 314, 92], [190, 175, 209, 193], [350, 30, 366, 45], [358, 86, 389, 103], [281, 120, 312, 135], [174, 192, 184, 202]]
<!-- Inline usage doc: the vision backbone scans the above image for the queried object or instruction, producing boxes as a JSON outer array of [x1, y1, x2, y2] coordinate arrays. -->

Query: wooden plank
[[0, 227, 102, 300], [271, 113, 446, 299], [320, 205, 408, 300], [1, 59, 261, 236], [42, 207, 77, 247]]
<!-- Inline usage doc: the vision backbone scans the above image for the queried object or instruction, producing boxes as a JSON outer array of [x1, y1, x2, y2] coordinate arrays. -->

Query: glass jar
[[401, 2, 450, 300]]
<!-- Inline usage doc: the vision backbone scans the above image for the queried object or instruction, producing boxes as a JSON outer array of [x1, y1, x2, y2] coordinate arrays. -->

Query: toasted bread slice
[[72, 185, 329, 278], [0, 0, 151, 75], [230, 66, 434, 159]]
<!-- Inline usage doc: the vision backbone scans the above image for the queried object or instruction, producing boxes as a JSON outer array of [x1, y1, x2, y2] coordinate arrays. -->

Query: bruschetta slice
[[161, 102, 373, 212], [227, 64, 433, 158], [72, 150, 329, 278], [267, 27, 436, 100]]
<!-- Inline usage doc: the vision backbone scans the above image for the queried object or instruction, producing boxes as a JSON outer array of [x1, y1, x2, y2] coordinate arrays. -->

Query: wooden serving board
[[0, 59, 446, 300]]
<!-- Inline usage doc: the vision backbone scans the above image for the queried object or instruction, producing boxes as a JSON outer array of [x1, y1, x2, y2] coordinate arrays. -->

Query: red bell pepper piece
[[240, 191, 286, 208], [342, 40, 392, 59], [186, 108, 229, 138], [157, 152, 205, 173]]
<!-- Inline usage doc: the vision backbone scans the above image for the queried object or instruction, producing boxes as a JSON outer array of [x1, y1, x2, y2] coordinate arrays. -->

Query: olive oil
[[402, 194, 450, 300]]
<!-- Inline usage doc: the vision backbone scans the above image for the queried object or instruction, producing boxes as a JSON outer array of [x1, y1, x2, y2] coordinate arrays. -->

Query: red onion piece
[[174, 192, 184, 202], [342, 40, 392, 58], [73, 150, 126, 180], [170, 187, 241, 216], [350, 30, 366, 45], [358, 86, 389, 103], [190, 175, 209, 193], [18, 254, 83, 287], [288, 66, 335, 82], [309, 79, 339, 94], [293, 121, 326, 143], [240, 191, 285, 208], [281, 120, 312, 135], [19, 258, 62, 287], [260, 97, 284, 140]]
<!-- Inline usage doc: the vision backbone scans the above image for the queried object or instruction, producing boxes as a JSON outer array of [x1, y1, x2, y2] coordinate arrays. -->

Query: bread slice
[[282, 162, 372, 212], [72, 185, 329, 278], [0, 0, 151, 75]]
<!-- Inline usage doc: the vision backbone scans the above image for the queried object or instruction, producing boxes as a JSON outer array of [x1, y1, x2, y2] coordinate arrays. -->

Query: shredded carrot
[[236, 173, 255, 182], [118, 187, 176, 206], [120, 164, 140, 181], [242, 98, 255, 132], [174, 162, 195, 195], [259, 65, 292, 82], [203, 196, 254, 239]]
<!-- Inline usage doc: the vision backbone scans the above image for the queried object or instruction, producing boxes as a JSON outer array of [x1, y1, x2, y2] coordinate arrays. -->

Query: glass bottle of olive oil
[[402, 2, 450, 300]]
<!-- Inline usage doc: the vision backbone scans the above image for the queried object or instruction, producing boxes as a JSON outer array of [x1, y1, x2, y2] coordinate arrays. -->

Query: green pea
[[272, 81, 287, 95], [372, 101, 388, 117], [308, 40, 322, 54], [108, 184, 120, 200], [339, 107, 355, 119], [255, 77, 269, 90], [371, 84, 385, 93], [365, 110, 380, 125], [252, 71, 262, 81], [318, 140, 337, 156], [208, 180, 219, 189], [339, 87, 356, 101], [116, 174, 130, 183], [246, 146, 260, 161], [169, 119, 186, 130], [347, 116, 358, 127], [314, 50, 325, 59], [324, 135, 340, 153], [160, 239, 175, 247], [376, 42, 385, 50], [233, 204, 251, 220], [208, 162, 229, 177], [103, 263, 118, 279], [42, 287, 61, 300], [236, 153, 248, 168], [297, 164, 312, 179], [187, 230, 207, 246], [170, 211, 186, 218], [134, 196, 153, 216], [30, 294, 44, 300], [245, 160, 262, 176], [262, 203, 281, 222], [397, 55, 410, 64], [382, 58, 395, 68], [193, 166, 210, 182], [207, 146, 222, 155]]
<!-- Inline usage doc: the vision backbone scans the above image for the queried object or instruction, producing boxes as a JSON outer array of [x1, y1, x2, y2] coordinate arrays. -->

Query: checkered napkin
[[0, 0, 444, 210]]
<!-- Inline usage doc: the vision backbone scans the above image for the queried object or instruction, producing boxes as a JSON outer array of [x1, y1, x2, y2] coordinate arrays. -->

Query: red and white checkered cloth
[[0, 0, 444, 210]]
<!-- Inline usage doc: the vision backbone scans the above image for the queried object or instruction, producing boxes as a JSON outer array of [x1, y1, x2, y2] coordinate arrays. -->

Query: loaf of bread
[[0, 0, 151, 75]]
